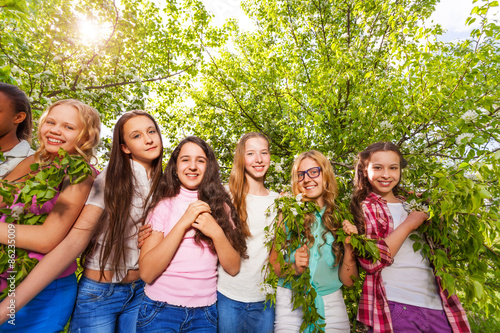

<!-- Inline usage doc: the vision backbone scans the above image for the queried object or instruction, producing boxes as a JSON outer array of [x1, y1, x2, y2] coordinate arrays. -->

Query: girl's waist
[[83, 268, 141, 284]]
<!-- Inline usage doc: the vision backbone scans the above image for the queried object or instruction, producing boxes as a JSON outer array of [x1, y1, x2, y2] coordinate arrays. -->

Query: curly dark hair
[[144, 136, 247, 258]]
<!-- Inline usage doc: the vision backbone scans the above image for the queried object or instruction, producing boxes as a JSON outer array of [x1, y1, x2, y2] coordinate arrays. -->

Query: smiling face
[[121, 115, 162, 172], [365, 150, 401, 202], [244, 137, 270, 182], [39, 104, 84, 156], [176, 142, 207, 190], [297, 157, 325, 207]]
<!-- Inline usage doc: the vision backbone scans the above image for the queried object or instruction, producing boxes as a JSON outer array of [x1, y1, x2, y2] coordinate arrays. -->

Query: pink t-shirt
[[145, 187, 218, 307]]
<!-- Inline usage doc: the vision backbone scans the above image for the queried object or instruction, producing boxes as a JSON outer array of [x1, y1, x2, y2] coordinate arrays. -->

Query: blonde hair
[[35, 99, 101, 164], [291, 150, 343, 265], [229, 132, 270, 237]]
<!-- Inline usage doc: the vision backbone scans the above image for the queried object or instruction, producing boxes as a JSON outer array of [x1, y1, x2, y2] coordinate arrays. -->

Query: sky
[[202, 0, 500, 42]]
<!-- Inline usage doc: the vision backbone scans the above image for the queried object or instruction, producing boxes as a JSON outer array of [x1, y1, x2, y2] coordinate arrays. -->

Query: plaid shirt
[[356, 192, 471, 333]]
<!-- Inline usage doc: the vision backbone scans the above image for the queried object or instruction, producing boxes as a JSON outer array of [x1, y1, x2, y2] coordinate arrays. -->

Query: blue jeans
[[0, 273, 77, 332], [69, 276, 145, 333], [136, 295, 217, 333], [217, 291, 274, 333]]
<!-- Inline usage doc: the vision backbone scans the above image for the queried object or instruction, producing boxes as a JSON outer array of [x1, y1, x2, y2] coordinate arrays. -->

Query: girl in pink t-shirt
[[137, 136, 247, 333]]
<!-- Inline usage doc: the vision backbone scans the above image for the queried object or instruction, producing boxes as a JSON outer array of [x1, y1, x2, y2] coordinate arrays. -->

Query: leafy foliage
[[175, 0, 500, 325], [262, 193, 380, 332], [0, 0, 213, 129], [1, 0, 499, 328], [0, 149, 92, 299]]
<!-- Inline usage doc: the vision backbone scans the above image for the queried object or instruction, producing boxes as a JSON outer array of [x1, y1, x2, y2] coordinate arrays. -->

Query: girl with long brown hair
[[217, 132, 278, 333], [69, 110, 163, 332], [270, 150, 358, 332], [350, 142, 470, 333], [137, 136, 246, 333]]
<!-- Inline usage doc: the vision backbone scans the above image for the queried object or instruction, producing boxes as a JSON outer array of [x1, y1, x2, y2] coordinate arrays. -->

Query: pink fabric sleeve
[[148, 201, 167, 233]]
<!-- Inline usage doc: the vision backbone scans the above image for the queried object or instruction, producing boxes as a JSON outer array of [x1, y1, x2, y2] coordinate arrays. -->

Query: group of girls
[[0, 82, 470, 333]]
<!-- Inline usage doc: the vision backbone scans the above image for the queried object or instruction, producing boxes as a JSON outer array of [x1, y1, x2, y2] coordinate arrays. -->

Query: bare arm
[[0, 170, 96, 253], [269, 214, 308, 277], [0, 204, 103, 324], [338, 220, 359, 287], [358, 208, 428, 273], [139, 200, 211, 284], [384, 211, 429, 257], [0, 156, 34, 206]]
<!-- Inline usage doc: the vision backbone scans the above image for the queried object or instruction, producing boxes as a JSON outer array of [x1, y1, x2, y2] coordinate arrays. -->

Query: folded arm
[[0, 171, 95, 253]]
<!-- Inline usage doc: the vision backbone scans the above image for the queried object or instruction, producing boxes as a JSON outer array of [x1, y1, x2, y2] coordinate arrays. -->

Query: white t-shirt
[[0, 140, 34, 179], [84, 160, 151, 283], [217, 191, 279, 302], [381, 202, 443, 310]]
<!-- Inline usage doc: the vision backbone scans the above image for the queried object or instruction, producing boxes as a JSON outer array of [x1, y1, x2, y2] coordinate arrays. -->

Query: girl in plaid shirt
[[350, 142, 470, 333]]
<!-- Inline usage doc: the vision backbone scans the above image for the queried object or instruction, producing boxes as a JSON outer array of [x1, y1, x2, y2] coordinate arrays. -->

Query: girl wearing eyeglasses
[[270, 150, 358, 332]]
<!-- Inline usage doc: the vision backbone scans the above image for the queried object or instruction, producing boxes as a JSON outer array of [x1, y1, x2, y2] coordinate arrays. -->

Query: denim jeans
[[136, 295, 217, 333], [217, 291, 274, 333], [69, 276, 145, 333], [0, 273, 77, 332]]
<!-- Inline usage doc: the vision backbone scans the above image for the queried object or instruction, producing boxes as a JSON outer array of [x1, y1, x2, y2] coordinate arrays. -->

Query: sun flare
[[78, 18, 111, 43]]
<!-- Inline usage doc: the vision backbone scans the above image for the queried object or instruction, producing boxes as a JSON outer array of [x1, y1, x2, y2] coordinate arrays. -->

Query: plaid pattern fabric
[[356, 192, 471, 333]]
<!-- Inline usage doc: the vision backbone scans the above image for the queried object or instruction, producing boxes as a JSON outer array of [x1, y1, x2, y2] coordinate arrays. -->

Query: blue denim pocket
[[76, 283, 109, 304], [204, 304, 218, 327], [137, 297, 161, 328]]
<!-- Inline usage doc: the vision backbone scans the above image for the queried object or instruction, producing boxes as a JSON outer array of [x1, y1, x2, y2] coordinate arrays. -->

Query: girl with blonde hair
[[271, 150, 358, 332], [217, 132, 279, 333], [0, 99, 100, 332]]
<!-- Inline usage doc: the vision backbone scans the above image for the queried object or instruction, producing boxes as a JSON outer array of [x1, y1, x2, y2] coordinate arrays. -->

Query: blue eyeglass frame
[[297, 166, 322, 182]]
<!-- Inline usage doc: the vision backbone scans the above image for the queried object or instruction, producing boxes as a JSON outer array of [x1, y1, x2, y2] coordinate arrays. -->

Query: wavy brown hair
[[229, 132, 270, 237], [0, 82, 32, 142], [35, 99, 100, 164], [144, 136, 247, 257], [349, 142, 408, 234], [90, 111, 163, 280], [291, 150, 343, 266]]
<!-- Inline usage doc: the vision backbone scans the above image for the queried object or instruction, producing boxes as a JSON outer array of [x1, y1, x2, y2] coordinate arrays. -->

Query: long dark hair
[[228, 132, 270, 237], [92, 111, 163, 279], [144, 136, 247, 257], [349, 142, 407, 234], [0, 82, 32, 142]]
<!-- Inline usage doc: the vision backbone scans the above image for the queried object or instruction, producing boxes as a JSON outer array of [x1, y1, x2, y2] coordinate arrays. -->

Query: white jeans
[[274, 286, 350, 333]]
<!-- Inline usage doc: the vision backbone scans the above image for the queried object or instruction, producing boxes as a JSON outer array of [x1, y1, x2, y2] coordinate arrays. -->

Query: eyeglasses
[[297, 167, 322, 182]]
